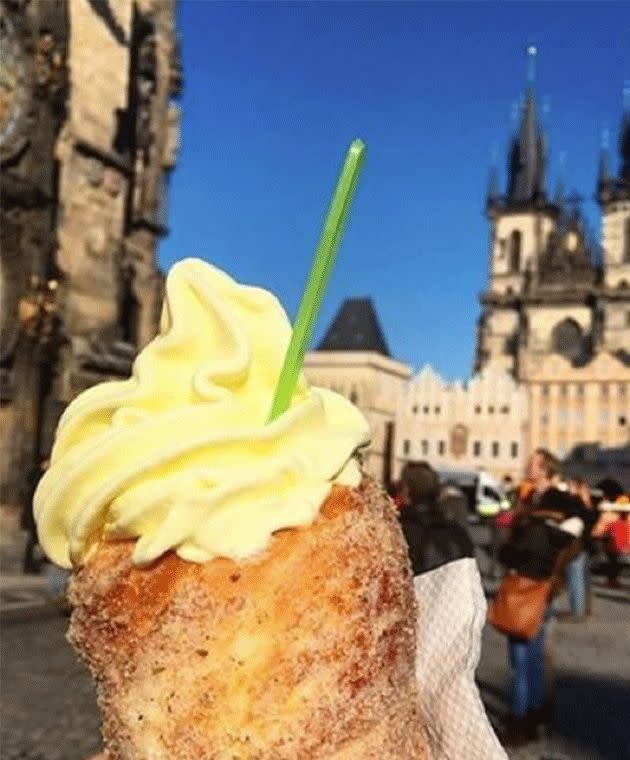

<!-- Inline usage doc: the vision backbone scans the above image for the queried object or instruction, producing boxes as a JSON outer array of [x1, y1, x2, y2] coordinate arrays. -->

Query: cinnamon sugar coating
[[68, 478, 430, 759]]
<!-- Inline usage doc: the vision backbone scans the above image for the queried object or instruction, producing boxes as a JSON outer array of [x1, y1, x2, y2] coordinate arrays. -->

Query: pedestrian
[[438, 481, 469, 529], [493, 448, 584, 747], [592, 482, 630, 589], [567, 477, 598, 617], [21, 457, 49, 574], [398, 461, 506, 760], [502, 474, 516, 503]]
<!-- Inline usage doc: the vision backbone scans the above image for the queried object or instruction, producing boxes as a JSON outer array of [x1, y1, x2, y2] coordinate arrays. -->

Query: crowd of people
[[20, 447, 629, 757], [392, 450, 630, 752]]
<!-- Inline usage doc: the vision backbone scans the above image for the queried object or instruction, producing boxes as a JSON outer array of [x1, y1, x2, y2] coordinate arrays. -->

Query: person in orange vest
[[593, 485, 630, 589]]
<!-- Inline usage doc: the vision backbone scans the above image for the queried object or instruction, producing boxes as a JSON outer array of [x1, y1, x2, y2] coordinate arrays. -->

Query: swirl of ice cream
[[34, 258, 371, 569]]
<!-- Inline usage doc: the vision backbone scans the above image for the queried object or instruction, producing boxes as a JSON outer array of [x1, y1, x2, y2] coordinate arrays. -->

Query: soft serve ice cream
[[34, 258, 371, 569]]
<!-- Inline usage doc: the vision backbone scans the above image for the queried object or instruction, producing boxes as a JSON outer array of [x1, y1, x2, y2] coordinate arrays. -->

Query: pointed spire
[[597, 128, 612, 190], [486, 165, 501, 210], [620, 82, 630, 181], [536, 129, 548, 198], [555, 151, 566, 206], [506, 47, 547, 205], [526, 45, 537, 87], [486, 145, 501, 210]]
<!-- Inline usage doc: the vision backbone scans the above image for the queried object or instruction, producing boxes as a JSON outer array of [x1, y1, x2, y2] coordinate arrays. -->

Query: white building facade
[[394, 363, 529, 483]]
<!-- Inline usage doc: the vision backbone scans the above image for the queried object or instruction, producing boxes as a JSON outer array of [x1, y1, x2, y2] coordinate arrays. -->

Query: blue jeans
[[508, 607, 551, 717], [565, 551, 588, 617]]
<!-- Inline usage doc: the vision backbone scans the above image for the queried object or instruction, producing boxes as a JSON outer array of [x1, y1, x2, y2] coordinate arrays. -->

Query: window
[[120, 271, 140, 346], [560, 385, 568, 398], [620, 416, 628, 427], [625, 217, 630, 263], [576, 384, 584, 397], [492, 441, 500, 458], [438, 440, 445, 455], [434, 406, 441, 415], [474, 405, 481, 414], [600, 384, 609, 398], [511, 442, 519, 458], [501, 405, 510, 414], [473, 441, 481, 457], [403, 440, 410, 455], [412, 405, 418, 414], [423, 406, 429, 414], [349, 389, 358, 404], [542, 384, 550, 397], [421, 440, 429, 456], [509, 230, 522, 272], [551, 319, 584, 363], [488, 405, 495, 414], [620, 385, 627, 398]]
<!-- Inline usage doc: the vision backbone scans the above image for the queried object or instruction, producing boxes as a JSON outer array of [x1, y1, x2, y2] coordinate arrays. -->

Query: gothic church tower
[[597, 92, 630, 354], [476, 50, 602, 381], [477, 77, 560, 376]]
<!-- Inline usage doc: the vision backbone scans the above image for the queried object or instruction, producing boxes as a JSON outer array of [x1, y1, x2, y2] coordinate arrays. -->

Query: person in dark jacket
[[399, 462, 474, 574], [499, 449, 583, 747], [398, 462, 506, 759]]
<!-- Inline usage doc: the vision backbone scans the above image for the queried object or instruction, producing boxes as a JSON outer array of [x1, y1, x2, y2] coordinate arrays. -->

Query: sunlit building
[[394, 364, 528, 482], [476, 61, 630, 463], [0, 0, 181, 508]]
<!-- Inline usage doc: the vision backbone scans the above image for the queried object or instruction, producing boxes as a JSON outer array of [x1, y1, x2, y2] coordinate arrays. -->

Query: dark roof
[[317, 297, 390, 356], [506, 88, 548, 205], [597, 104, 630, 203]]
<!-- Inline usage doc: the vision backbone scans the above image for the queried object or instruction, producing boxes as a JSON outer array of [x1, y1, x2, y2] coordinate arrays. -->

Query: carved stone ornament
[[0, 7, 33, 163], [103, 166, 122, 196], [80, 332, 136, 376], [450, 423, 469, 459]]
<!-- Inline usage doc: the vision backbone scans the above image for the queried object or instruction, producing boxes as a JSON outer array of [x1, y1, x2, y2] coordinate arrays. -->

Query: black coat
[[399, 503, 475, 577], [499, 514, 576, 580]]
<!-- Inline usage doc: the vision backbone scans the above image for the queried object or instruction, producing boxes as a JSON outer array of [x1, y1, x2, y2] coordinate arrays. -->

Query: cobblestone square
[[2, 557, 628, 760]]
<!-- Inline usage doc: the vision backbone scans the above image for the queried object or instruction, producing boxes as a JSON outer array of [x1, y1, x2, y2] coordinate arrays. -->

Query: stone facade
[[394, 363, 528, 483], [476, 70, 630, 466], [527, 352, 630, 458], [303, 350, 411, 485], [0, 0, 181, 506]]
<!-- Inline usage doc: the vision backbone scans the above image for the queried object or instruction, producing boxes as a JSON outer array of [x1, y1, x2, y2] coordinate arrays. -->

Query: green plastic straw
[[268, 139, 366, 422]]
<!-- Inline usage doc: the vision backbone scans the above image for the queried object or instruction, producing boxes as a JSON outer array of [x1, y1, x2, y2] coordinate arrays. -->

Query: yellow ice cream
[[34, 258, 371, 569]]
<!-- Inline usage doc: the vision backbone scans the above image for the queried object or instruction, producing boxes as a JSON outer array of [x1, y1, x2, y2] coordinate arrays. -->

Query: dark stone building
[[0, 0, 181, 512]]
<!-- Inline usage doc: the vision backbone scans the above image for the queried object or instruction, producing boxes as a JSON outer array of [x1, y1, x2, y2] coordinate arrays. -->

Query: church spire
[[486, 165, 501, 206], [597, 128, 613, 199], [620, 82, 630, 181], [506, 47, 548, 205], [554, 151, 566, 206], [486, 145, 501, 212]]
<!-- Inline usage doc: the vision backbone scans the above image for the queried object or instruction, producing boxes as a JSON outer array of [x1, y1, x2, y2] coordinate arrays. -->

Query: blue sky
[[159, 1, 630, 379]]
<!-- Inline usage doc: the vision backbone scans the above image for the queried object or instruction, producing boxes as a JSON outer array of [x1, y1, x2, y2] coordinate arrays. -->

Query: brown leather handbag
[[487, 571, 551, 640]]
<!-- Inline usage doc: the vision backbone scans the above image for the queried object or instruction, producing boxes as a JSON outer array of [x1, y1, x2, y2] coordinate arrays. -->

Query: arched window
[[120, 273, 140, 346], [551, 319, 584, 363], [509, 230, 522, 272]]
